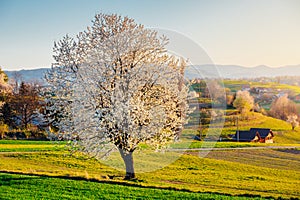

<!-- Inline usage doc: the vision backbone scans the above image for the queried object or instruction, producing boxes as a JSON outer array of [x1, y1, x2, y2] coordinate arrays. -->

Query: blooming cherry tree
[[0, 68, 11, 108], [233, 90, 254, 114], [45, 13, 188, 179]]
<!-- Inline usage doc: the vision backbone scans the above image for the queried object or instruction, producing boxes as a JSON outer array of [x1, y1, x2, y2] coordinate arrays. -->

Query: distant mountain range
[[185, 64, 300, 79], [4, 64, 300, 82], [4, 68, 49, 83]]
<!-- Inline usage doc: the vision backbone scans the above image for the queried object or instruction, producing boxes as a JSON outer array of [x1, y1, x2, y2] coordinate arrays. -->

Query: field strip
[[168, 146, 300, 151], [0, 151, 45, 155], [0, 146, 298, 153]]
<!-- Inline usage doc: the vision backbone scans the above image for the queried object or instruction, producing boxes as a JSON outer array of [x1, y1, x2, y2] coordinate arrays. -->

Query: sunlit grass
[[0, 147, 299, 199], [205, 148, 300, 171], [1, 111, 300, 199], [0, 140, 57, 144], [0, 173, 266, 200], [0, 140, 65, 152], [221, 112, 300, 144]]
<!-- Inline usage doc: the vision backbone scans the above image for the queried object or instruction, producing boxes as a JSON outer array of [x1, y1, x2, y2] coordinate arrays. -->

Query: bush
[[2, 125, 47, 140], [0, 124, 9, 139]]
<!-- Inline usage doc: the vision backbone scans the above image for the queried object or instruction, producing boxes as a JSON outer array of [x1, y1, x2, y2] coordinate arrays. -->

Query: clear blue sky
[[0, 0, 299, 70]]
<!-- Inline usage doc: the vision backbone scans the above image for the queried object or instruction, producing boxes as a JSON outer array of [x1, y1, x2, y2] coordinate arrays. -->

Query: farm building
[[232, 128, 274, 143]]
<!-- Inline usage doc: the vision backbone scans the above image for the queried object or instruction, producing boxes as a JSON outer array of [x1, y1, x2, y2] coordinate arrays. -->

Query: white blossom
[[44, 13, 188, 179]]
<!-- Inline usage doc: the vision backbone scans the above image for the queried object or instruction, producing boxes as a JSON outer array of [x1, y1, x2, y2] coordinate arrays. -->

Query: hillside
[[4, 64, 300, 82], [222, 112, 300, 144], [4, 68, 48, 83], [0, 140, 300, 199], [185, 64, 300, 79]]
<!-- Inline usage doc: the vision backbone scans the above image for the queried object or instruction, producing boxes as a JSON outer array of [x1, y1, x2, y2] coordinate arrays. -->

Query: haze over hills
[[185, 65, 300, 79], [3, 64, 300, 82], [4, 68, 49, 83], [185, 64, 300, 79]]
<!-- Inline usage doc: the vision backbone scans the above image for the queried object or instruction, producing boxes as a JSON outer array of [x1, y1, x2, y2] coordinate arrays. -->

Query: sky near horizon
[[0, 0, 300, 70]]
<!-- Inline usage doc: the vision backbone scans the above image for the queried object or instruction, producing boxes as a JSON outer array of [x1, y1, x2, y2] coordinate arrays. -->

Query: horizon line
[[2, 64, 300, 71]]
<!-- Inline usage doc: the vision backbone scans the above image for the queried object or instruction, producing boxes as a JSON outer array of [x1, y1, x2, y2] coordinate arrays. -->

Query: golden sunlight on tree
[[233, 90, 254, 115], [44, 13, 188, 179]]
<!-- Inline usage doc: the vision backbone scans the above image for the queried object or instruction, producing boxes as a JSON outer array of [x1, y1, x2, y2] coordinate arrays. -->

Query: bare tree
[[9, 82, 42, 128], [207, 80, 226, 104], [10, 71, 23, 94], [269, 94, 297, 120], [44, 13, 188, 179]]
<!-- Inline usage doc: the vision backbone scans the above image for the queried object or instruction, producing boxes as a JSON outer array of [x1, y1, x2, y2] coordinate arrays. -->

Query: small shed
[[232, 128, 274, 143]]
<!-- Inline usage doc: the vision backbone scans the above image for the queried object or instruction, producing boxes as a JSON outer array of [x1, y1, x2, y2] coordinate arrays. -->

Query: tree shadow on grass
[[276, 149, 300, 155], [0, 170, 269, 199], [0, 173, 39, 186]]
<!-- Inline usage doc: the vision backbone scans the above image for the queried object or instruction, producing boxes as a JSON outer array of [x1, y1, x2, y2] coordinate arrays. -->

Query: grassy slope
[[0, 148, 299, 199], [176, 112, 300, 149], [1, 112, 300, 199], [222, 112, 300, 144], [223, 80, 300, 95]]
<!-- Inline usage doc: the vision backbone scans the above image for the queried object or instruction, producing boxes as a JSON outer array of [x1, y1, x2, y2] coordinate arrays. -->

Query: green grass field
[[0, 140, 65, 152], [1, 112, 300, 199], [0, 173, 266, 200], [0, 140, 299, 199]]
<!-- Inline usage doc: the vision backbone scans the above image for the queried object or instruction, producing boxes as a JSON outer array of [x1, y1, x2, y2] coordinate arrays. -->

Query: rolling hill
[[4, 68, 49, 83], [4, 64, 300, 82], [185, 64, 300, 79]]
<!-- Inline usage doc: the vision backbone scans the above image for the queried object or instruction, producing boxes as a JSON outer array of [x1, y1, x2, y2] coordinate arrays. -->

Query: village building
[[232, 128, 274, 143]]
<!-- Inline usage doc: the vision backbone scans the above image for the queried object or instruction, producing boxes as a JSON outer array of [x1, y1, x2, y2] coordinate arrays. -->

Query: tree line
[[0, 68, 45, 139]]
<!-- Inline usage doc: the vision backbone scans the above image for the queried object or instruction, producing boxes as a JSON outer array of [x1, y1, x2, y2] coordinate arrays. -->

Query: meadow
[[0, 138, 299, 199], [0, 173, 265, 200], [1, 110, 300, 199]]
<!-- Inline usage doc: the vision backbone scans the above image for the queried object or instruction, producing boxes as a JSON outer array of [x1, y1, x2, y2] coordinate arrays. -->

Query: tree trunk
[[118, 148, 135, 180]]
